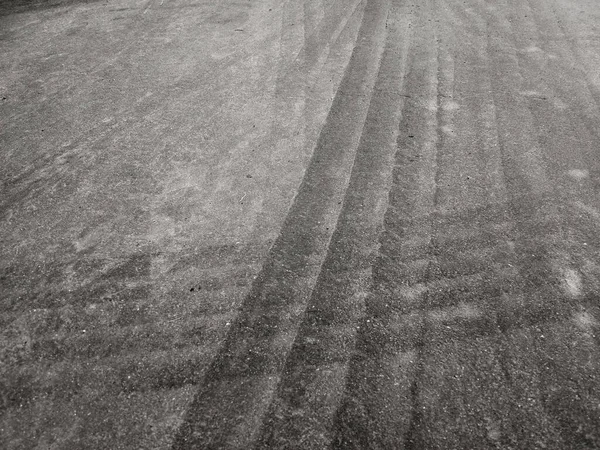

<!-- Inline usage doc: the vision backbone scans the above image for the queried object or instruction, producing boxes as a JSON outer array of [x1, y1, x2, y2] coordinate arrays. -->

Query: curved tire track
[[172, 0, 391, 447]]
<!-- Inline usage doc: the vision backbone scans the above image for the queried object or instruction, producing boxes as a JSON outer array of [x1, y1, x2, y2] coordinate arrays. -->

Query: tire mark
[[496, 0, 600, 445], [171, 0, 391, 447], [401, 2, 517, 447], [255, 2, 413, 448], [331, 3, 438, 447], [484, 0, 599, 445]]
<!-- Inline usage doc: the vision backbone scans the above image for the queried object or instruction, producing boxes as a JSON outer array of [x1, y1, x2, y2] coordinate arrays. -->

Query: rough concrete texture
[[3, 0, 600, 448]]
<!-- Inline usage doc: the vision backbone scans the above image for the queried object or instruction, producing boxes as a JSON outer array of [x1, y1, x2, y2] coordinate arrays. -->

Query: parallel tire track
[[331, 2, 440, 447], [333, 0, 600, 446], [255, 1, 414, 447], [169, 0, 600, 447], [489, 0, 600, 445], [172, 0, 391, 447]]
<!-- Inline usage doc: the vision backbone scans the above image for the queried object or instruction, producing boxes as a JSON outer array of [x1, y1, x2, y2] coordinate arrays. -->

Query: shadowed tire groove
[[331, 2, 438, 447], [330, 0, 593, 446], [493, 0, 600, 445], [171, 0, 391, 447], [255, 1, 413, 447], [483, 0, 584, 444]]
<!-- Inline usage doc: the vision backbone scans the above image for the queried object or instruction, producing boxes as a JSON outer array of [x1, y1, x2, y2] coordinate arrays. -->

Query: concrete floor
[[1, 0, 327, 446], [3, 0, 600, 448]]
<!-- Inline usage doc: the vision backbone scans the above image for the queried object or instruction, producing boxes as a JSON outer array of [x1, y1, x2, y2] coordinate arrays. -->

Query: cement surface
[[3, 0, 600, 448]]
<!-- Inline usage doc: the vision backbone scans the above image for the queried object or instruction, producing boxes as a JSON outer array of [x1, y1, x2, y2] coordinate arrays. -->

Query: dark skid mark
[[255, 0, 412, 445], [171, 0, 393, 447]]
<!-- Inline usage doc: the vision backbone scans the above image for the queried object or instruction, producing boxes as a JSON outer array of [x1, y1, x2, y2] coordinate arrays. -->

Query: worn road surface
[[3, 0, 600, 448]]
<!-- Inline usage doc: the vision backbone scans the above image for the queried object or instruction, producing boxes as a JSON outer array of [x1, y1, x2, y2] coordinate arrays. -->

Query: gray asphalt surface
[[3, 0, 600, 448]]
